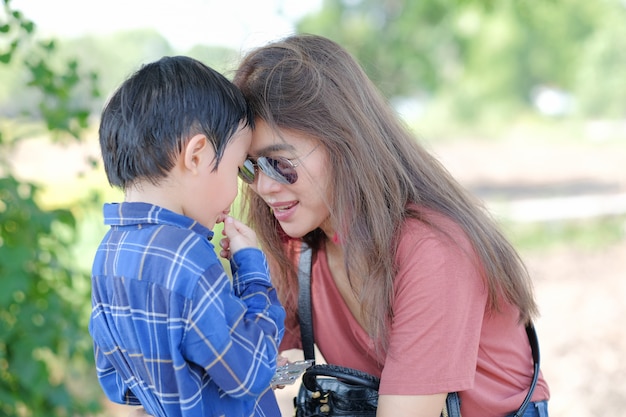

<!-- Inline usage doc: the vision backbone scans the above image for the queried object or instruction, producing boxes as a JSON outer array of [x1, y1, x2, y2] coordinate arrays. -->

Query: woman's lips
[[270, 201, 298, 222]]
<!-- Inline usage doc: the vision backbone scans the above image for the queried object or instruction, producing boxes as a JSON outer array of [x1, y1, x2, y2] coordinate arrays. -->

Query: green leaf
[[20, 20, 34, 33]]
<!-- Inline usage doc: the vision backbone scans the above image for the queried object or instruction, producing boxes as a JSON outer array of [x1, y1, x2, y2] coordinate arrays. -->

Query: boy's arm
[[220, 217, 284, 335], [183, 249, 285, 399], [230, 247, 286, 344]]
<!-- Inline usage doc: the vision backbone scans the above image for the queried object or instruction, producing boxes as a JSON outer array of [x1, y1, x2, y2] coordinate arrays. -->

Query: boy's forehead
[[230, 125, 252, 145]]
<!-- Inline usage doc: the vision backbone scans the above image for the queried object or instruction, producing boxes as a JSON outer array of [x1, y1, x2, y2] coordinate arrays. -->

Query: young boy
[[89, 56, 285, 417]]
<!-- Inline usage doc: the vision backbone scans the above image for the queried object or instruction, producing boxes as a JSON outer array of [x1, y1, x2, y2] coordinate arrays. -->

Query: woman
[[232, 34, 550, 417]]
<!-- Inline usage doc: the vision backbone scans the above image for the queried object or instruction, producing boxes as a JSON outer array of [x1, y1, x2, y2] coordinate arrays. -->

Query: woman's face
[[247, 119, 332, 238]]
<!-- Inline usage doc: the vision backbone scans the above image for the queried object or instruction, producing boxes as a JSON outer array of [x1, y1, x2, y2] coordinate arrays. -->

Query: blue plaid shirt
[[89, 202, 285, 417]]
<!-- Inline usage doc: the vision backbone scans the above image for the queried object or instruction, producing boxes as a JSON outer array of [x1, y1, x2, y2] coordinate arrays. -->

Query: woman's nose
[[252, 169, 283, 194]]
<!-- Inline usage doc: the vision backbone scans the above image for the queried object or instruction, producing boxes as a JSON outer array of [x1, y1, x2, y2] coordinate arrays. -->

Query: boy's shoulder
[[101, 201, 221, 283], [104, 202, 212, 236]]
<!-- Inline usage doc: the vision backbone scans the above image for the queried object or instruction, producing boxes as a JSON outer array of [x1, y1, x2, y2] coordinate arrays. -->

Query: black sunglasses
[[238, 145, 318, 185]]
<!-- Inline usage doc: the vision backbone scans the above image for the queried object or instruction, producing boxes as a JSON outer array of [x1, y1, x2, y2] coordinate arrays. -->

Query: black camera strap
[[297, 243, 316, 362]]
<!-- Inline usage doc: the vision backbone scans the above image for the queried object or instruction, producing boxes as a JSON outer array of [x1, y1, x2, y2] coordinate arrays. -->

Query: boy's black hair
[[99, 55, 254, 189]]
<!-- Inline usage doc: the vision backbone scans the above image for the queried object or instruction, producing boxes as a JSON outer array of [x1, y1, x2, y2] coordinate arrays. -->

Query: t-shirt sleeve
[[379, 220, 488, 395]]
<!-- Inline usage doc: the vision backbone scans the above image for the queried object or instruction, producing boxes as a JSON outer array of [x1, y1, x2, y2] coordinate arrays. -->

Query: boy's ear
[[183, 134, 211, 172]]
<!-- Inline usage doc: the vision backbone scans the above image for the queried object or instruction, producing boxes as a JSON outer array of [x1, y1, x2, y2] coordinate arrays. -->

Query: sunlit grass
[[503, 215, 626, 252]]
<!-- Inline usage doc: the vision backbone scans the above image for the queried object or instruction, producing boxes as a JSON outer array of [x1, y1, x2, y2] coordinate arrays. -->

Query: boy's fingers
[[222, 216, 234, 234], [222, 217, 257, 252], [223, 216, 246, 236]]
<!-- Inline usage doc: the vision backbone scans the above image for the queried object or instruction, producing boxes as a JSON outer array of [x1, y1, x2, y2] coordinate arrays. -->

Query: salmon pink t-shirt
[[280, 210, 549, 417]]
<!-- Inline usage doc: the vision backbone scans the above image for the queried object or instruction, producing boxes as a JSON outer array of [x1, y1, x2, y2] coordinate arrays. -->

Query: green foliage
[[0, 0, 101, 415], [298, 0, 625, 123], [299, 0, 461, 96], [65, 28, 175, 100], [0, 1, 34, 64], [0, 177, 99, 416], [0, 26, 252, 120], [1, 1, 100, 139], [573, 5, 626, 118], [26, 45, 98, 136], [505, 215, 626, 252]]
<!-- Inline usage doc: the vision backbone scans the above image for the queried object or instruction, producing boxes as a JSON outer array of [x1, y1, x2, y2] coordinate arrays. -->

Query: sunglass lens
[[272, 158, 298, 184], [238, 159, 256, 184], [266, 157, 298, 184]]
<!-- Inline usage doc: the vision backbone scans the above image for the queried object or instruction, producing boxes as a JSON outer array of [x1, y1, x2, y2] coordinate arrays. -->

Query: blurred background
[[1, 0, 624, 416]]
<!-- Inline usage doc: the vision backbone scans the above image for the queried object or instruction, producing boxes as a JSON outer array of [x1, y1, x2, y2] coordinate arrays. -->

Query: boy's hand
[[219, 216, 258, 259]]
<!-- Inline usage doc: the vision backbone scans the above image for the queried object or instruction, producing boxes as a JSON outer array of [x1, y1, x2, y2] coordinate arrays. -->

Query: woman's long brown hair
[[233, 34, 538, 351]]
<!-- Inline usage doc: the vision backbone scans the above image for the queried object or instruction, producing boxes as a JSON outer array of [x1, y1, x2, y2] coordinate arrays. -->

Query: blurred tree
[[298, 0, 462, 97], [0, 0, 101, 415], [0, 26, 246, 119], [297, 0, 623, 122], [65, 28, 175, 104], [187, 44, 243, 77], [573, 2, 626, 118], [0, 28, 174, 117]]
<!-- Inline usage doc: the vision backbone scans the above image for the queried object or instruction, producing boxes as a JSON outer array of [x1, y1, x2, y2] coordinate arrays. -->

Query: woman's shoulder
[[395, 206, 485, 291], [402, 205, 467, 238], [398, 205, 476, 258]]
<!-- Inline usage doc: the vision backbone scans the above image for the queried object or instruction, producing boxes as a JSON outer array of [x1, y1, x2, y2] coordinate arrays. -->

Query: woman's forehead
[[251, 120, 318, 153]]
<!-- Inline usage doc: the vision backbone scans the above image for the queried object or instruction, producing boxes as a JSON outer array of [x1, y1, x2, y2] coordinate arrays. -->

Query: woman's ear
[[182, 134, 210, 173]]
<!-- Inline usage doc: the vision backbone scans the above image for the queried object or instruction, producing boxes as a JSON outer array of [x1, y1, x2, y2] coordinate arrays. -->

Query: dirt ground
[[421, 137, 626, 417]]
